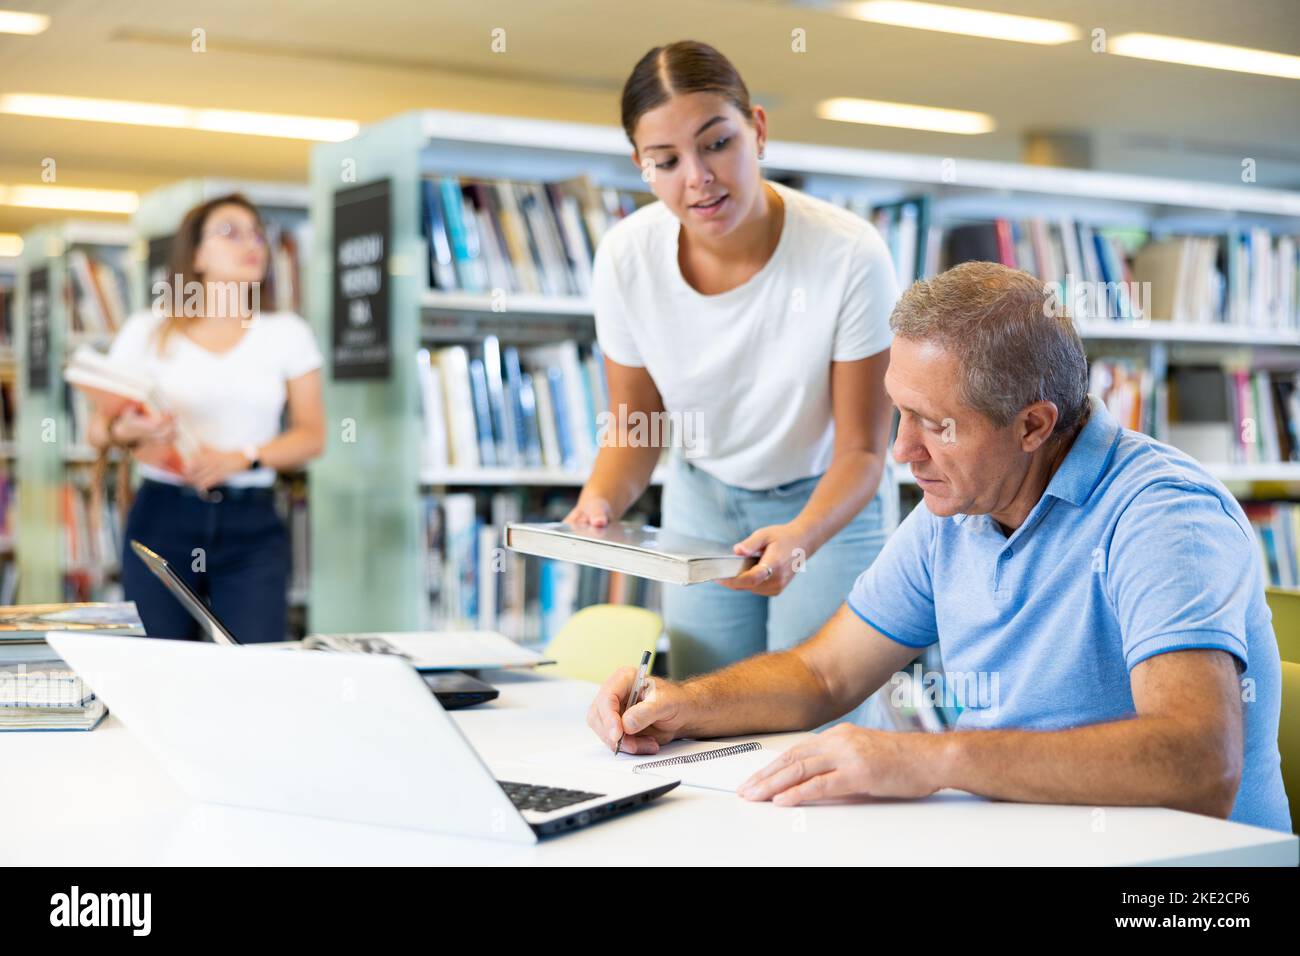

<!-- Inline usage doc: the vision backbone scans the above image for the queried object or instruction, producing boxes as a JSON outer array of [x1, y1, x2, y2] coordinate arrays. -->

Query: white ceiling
[[1, 0, 1298, 234]]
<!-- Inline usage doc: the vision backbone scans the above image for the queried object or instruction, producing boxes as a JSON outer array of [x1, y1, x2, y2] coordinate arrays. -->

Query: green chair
[[1280, 661, 1300, 835], [543, 604, 663, 684], [1266, 588, 1300, 664]]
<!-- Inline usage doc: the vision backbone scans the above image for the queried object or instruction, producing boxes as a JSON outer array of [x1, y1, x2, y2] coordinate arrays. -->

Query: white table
[[1, 669, 1295, 865]]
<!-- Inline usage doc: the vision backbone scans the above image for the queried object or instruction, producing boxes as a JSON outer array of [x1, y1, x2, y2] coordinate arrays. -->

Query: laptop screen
[[129, 540, 242, 646]]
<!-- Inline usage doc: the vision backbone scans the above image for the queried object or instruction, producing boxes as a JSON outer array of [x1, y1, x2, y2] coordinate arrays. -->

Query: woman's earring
[[758, 146, 766, 160]]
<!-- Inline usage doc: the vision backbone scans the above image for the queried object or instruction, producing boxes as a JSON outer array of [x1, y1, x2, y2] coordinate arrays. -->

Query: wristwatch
[[241, 444, 262, 470]]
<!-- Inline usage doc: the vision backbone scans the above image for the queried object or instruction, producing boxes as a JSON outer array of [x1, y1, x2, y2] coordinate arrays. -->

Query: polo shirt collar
[[1042, 395, 1120, 507]]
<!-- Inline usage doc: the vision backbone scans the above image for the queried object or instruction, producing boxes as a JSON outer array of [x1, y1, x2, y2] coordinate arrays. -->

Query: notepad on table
[[303, 630, 553, 671], [524, 739, 783, 793]]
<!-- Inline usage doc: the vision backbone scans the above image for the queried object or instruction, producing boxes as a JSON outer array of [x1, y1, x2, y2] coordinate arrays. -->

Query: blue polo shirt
[[848, 397, 1290, 832]]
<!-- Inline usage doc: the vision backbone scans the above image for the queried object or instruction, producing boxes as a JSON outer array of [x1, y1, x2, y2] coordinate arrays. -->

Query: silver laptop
[[47, 632, 677, 842]]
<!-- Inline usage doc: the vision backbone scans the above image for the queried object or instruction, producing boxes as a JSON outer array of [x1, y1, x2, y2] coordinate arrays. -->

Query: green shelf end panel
[[308, 114, 427, 633], [15, 228, 71, 603]]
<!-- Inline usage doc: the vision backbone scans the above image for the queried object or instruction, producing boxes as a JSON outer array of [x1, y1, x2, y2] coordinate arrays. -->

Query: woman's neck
[[683, 181, 782, 264]]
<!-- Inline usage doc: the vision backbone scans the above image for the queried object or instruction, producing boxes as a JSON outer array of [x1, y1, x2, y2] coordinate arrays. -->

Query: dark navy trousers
[[120, 478, 289, 644]]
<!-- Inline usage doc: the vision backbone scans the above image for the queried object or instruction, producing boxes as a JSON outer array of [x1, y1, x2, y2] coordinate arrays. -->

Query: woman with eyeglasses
[[88, 193, 325, 643], [566, 41, 900, 705]]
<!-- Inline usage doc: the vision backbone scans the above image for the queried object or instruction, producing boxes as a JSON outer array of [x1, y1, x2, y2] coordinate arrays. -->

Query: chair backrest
[[1280, 660, 1300, 835], [1267, 588, 1300, 664], [544, 604, 663, 684]]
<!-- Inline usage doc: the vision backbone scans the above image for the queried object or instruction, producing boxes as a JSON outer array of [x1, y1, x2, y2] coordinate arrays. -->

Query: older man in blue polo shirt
[[587, 260, 1291, 833]]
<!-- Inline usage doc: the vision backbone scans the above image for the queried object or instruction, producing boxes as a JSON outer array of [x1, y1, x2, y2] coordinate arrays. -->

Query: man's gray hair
[[890, 261, 1090, 435]]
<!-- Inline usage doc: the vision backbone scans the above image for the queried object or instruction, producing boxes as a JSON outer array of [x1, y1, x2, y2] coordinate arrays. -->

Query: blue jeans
[[120, 479, 289, 644], [660, 456, 895, 727]]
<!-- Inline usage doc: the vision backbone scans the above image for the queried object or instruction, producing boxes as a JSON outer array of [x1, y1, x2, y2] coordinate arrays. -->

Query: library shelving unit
[[13, 220, 135, 603], [307, 109, 1300, 634], [129, 178, 311, 317], [129, 179, 314, 625], [0, 258, 16, 601]]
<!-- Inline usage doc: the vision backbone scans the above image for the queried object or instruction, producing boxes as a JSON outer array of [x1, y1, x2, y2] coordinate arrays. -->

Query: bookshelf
[[128, 178, 313, 634], [13, 220, 134, 603], [0, 258, 15, 602], [307, 109, 1300, 636]]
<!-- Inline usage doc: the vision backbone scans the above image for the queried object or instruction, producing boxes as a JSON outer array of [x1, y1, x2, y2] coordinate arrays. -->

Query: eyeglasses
[[201, 222, 268, 246]]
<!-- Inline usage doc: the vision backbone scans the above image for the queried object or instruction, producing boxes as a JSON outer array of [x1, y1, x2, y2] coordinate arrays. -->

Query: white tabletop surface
[[1, 669, 1295, 866]]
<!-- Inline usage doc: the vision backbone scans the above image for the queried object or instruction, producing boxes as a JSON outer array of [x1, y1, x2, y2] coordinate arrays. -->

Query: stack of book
[[0, 663, 106, 731], [1245, 503, 1299, 589], [421, 174, 650, 297], [0, 601, 144, 668], [418, 336, 607, 474]]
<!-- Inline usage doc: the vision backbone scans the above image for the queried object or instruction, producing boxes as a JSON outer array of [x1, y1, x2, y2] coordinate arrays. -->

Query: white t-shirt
[[107, 310, 323, 487], [592, 179, 899, 490]]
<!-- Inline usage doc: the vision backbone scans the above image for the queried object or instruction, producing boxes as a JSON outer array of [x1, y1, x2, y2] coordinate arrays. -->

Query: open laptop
[[130, 539, 498, 709], [47, 632, 679, 841]]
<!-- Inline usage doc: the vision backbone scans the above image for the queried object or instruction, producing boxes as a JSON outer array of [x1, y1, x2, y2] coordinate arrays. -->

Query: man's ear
[[1018, 400, 1060, 452]]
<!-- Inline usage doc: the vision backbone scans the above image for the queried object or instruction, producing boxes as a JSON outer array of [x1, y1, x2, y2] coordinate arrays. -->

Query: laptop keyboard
[[498, 781, 605, 814]]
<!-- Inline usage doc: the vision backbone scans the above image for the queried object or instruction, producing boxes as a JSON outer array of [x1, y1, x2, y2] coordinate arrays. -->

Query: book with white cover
[[504, 521, 756, 585], [302, 630, 553, 671], [63, 345, 200, 464]]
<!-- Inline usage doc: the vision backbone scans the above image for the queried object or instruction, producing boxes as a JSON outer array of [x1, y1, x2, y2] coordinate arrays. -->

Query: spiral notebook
[[526, 738, 788, 793], [632, 741, 779, 792]]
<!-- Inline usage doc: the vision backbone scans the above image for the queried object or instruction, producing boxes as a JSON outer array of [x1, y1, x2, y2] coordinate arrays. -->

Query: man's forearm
[[936, 716, 1241, 818], [675, 648, 836, 739]]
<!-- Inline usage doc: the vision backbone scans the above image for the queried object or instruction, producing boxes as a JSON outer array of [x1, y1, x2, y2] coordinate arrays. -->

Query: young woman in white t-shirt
[[565, 41, 901, 689], [89, 194, 325, 643]]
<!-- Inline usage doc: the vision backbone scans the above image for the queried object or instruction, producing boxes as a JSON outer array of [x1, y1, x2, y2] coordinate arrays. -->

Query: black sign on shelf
[[331, 179, 392, 380], [147, 234, 175, 305], [26, 266, 51, 391]]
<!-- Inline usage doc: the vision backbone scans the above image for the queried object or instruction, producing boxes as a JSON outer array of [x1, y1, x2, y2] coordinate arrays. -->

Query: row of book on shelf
[[61, 473, 123, 604], [65, 217, 306, 342], [1247, 503, 1300, 590], [420, 171, 1300, 334], [421, 174, 651, 298], [941, 218, 1300, 330], [144, 217, 307, 316], [0, 275, 13, 348], [423, 491, 662, 646], [1090, 360, 1300, 465], [417, 335, 608, 474], [67, 247, 130, 336]]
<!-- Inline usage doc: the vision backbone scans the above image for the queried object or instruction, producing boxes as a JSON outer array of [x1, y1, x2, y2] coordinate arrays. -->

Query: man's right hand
[[587, 667, 696, 754]]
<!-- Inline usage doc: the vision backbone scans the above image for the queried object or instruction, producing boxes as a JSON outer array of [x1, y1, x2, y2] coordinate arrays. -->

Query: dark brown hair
[[155, 192, 265, 350], [620, 40, 754, 147]]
